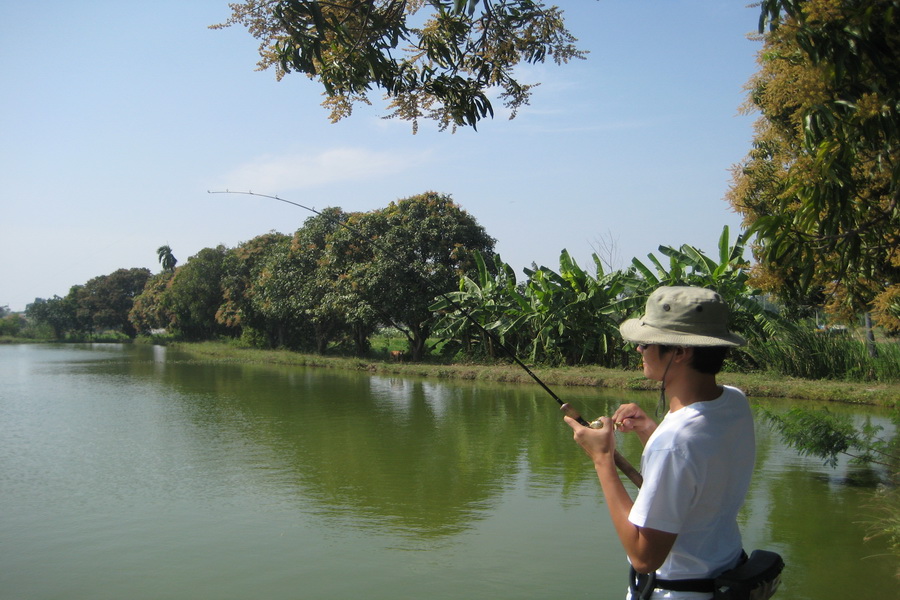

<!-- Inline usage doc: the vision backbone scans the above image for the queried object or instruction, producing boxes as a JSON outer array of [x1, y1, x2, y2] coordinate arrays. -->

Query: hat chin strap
[[656, 351, 677, 417]]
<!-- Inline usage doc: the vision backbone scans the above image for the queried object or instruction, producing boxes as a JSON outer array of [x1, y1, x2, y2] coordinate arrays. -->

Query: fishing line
[[209, 189, 642, 487]]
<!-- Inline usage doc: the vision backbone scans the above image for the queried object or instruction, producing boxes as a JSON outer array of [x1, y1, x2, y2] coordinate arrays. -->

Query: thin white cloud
[[221, 147, 429, 191]]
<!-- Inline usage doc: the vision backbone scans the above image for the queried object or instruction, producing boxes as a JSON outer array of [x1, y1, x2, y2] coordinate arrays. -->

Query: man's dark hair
[[658, 345, 729, 375]]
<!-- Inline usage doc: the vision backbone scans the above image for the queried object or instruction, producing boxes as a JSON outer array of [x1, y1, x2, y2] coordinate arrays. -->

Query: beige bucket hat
[[619, 286, 746, 347]]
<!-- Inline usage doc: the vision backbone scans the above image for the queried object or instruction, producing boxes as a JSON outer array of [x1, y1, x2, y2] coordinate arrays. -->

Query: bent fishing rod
[[209, 190, 643, 488]]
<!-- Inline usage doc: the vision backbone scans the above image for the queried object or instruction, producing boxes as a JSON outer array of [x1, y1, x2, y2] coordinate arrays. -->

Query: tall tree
[[289, 208, 379, 354], [157, 245, 178, 273], [0, 311, 25, 337], [212, 0, 585, 131], [729, 0, 900, 328], [72, 268, 152, 338], [129, 273, 175, 335], [251, 213, 362, 352], [342, 192, 496, 360], [217, 232, 291, 344], [165, 246, 229, 340], [25, 296, 77, 339]]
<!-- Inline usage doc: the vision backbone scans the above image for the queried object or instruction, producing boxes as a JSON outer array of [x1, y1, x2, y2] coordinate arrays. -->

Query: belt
[[629, 551, 748, 598], [630, 568, 714, 598]]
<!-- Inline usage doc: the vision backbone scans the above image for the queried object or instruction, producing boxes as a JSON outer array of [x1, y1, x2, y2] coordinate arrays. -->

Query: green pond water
[[0, 343, 895, 599]]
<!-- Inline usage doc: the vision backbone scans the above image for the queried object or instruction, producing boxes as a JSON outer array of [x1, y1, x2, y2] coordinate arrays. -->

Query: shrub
[[747, 325, 900, 382]]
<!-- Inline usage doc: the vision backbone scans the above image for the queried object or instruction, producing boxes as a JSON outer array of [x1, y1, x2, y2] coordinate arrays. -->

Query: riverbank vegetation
[[164, 340, 897, 407], [6, 196, 899, 405]]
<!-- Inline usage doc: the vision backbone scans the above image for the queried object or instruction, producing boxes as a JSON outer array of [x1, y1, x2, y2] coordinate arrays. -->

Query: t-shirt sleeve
[[629, 445, 698, 534]]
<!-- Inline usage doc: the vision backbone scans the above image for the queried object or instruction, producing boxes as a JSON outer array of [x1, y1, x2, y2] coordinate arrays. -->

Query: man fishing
[[565, 286, 755, 600]]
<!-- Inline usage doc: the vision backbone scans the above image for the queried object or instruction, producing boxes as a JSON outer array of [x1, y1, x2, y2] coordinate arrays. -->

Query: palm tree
[[157, 245, 177, 273]]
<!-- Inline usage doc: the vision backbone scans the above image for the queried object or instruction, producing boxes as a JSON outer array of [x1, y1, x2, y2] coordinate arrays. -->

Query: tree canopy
[[729, 0, 900, 326], [331, 191, 497, 359], [73, 268, 152, 338], [255, 211, 363, 352], [212, 0, 585, 131], [124, 192, 495, 357], [165, 246, 230, 340], [26, 296, 76, 339]]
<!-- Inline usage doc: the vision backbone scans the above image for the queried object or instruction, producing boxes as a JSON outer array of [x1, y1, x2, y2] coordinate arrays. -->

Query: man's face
[[636, 344, 672, 381]]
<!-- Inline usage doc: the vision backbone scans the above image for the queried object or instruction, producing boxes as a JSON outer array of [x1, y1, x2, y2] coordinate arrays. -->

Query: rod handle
[[560, 404, 643, 489]]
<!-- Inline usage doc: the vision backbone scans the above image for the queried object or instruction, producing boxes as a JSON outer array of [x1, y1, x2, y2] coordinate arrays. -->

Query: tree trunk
[[352, 324, 370, 356], [864, 312, 878, 358], [409, 325, 426, 361]]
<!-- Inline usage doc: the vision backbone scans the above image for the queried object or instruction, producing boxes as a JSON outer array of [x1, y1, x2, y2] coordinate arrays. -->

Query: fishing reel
[[589, 418, 624, 430]]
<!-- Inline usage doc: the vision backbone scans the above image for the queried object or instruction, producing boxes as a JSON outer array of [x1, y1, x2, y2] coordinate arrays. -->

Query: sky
[[1, 1, 764, 312]]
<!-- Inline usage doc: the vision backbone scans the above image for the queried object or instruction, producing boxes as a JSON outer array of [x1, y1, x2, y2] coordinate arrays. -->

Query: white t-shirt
[[627, 385, 755, 597]]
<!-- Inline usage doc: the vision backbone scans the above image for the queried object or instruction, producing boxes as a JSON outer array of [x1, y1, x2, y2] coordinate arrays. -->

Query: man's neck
[[665, 372, 722, 412]]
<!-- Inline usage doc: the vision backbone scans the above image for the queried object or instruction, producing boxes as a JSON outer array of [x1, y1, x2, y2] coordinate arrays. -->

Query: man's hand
[[564, 415, 617, 467], [611, 403, 657, 446]]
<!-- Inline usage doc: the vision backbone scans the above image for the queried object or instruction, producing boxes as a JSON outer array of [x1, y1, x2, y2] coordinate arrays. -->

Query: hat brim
[[619, 318, 746, 347]]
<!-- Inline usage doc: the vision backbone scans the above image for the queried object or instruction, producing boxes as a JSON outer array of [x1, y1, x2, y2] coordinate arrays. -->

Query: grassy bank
[[173, 341, 898, 407]]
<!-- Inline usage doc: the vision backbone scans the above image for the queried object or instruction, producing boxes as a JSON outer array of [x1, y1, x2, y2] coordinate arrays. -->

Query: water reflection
[[162, 362, 569, 538]]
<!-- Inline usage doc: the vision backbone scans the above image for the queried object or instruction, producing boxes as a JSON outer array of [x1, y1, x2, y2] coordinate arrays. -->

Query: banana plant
[[520, 250, 630, 366], [433, 227, 789, 367], [430, 251, 529, 359], [629, 226, 786, 343], [434, 249, 632, 366]]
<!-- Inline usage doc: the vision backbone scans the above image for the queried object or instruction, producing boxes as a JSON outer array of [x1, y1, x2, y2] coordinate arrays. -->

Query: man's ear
[[674, 346, 693, 363]]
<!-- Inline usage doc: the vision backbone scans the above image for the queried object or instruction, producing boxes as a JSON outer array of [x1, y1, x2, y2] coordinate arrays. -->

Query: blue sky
[[1, 1, 762, 312]]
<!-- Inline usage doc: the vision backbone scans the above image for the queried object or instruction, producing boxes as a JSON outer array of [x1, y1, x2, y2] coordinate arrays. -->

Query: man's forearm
[[595, 458, 674, 574]]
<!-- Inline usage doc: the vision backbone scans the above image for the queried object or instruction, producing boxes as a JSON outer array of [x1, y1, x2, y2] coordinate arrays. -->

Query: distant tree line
[[24, 268, 151, 340], [23, 193, 496, 360], [15, 203, 898, 382]]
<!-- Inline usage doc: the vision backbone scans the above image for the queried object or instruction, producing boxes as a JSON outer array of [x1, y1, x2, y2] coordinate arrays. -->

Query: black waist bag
[[713, 549, 784, 600]]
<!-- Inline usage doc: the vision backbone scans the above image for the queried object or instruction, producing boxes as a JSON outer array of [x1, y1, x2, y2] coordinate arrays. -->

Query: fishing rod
[[209, 190, 643, 488]]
